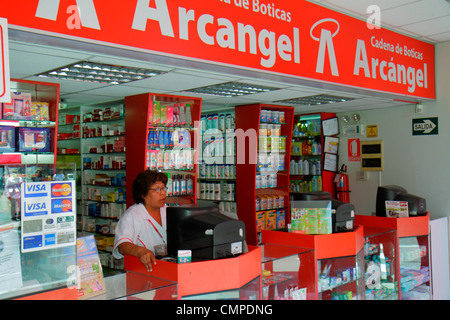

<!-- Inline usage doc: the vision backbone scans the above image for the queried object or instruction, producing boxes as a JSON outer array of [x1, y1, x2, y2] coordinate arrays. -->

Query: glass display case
[[399, 235, 431, 300], [89, 271, 178, 300], [355, 213, 431, 300], [0, 163, 77, 299], [317, 249, 365, 300], [182, 276, 260, 300], [260, 243, 315, 300], [363, 226, 399, 300], [124, 245, 262, 300]]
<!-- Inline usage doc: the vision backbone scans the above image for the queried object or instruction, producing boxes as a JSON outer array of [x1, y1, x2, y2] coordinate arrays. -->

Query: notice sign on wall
[[21, 181, 76, 253], [0, 18, 10, 103], [348, 138, 361, 161]]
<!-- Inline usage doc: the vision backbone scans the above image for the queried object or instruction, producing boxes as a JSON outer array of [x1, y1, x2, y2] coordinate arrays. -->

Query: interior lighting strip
[[275, 94, 356, 106], [183, 82, 280, 97], [37, 61, 166, 85]]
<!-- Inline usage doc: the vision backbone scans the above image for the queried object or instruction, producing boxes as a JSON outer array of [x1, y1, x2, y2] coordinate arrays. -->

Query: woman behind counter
[[113, 170, 168, 271]]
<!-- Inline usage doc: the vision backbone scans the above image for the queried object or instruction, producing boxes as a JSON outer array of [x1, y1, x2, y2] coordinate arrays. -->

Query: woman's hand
[[136, 247, 157, 272], [118, 242, 157, 272]]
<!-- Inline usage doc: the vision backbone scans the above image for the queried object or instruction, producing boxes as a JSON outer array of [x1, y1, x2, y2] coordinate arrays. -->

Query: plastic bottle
[[181, 175, 187, 195], [303, 159, 309, 175], [173, 175, 180, 195], [184, 129, 191, 148], [311, 176, 318, 192], [187, 175, 194, 194], [158, 130, 164, 147], [317, 176, 323, 191], [312, 141, 317, 155], [166, 174, 173, 197], [290, 160, 296, 175]]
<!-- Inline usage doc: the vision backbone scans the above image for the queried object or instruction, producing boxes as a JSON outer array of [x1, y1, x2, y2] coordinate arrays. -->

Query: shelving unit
[[235, 104, 294, 246], [197, 110, 237, 218], [0, 79, 60, 165], [57, 106, 82, 203], [290, 112, 337, 199], [57, 103, 127, 270], [124, 93, 202, 208]]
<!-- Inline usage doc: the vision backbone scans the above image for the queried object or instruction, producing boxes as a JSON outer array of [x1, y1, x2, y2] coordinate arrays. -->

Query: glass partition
[[0, 163, 77, 299]]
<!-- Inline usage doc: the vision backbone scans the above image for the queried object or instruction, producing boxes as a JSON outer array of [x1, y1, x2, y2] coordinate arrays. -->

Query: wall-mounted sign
[[348, 138, 360, 161], [0, 1, 435, 100], [366, 125, 378, 137], [0, 18, 10, 103], [21, 181, 76, 253], [412, 117, 438, 136], [360, 140, 383, 171]]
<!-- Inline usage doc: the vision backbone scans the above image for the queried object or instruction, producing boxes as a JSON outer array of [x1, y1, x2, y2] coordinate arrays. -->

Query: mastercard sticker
[[52, 198, 73, 213], [51, 182, 72, 197]]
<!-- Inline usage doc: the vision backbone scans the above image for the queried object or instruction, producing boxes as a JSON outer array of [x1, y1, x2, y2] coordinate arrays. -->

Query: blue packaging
[[0, 126, 16, 152], [16, 127, 51, 152]]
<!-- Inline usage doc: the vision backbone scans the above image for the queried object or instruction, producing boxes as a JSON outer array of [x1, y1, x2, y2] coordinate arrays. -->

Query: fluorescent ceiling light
[[275, 94, 356, 106], [37, 61, 166, 85], [183, 82, 279, 97]]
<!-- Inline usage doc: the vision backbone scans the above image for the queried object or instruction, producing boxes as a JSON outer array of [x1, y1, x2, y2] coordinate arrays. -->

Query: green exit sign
[[412, 117, 438, 136]]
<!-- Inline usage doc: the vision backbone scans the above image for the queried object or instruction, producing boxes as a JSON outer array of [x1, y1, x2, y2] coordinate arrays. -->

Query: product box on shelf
[[15, 127, 51, 152], [2, 92, 32, 120], [31, 102, 50, 121], [0, 126, 16, 152]]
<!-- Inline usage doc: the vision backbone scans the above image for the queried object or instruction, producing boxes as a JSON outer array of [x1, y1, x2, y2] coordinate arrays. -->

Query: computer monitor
[[376, 185, 426, 217], [166, 203, 246, 260]]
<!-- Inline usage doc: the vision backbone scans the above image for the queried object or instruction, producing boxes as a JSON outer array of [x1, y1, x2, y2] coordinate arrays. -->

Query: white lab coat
[[112, 203, 167, 259]]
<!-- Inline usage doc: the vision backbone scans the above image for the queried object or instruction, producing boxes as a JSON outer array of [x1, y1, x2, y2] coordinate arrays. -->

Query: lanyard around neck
[[147, 218, 165, 244]]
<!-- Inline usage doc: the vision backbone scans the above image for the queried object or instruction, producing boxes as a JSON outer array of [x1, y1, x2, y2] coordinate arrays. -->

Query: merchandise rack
[[0, 78, 60, 165], [290, 112, 337, 198], [235, 103, 294, 246], [124, 93, 202, 208]]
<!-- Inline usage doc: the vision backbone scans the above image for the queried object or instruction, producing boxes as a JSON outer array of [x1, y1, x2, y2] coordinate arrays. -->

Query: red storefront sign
[[0, 0, 435, 100]]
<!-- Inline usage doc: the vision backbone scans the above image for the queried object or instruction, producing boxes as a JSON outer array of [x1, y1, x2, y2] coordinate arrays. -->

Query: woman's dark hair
[[132, 170, 168, 204]]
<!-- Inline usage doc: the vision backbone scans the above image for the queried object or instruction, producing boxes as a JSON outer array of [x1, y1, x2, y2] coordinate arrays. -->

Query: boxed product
[[276, 209, 285, 229], [265, 210, 277, 230], [152, 101, 161, 126], [2, 92, 32, 119], [0, 126, 16, 152], [256, 211, 265, 232], [16, 127, 51, 152], [31, 102, 50, 121], [291, 200, 332, 235]]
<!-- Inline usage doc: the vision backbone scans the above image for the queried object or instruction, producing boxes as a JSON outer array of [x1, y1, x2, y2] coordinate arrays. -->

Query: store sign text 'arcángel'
[[0, 0, 436, 100]]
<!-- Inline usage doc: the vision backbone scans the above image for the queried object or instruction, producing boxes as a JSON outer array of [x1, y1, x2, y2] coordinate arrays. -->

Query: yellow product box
[[256, 211, 265, 232], [152, 101, 161, 126], [265, 210, 277, 230], [31, 101, 50, 120], [160, 104, 167, 126]]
